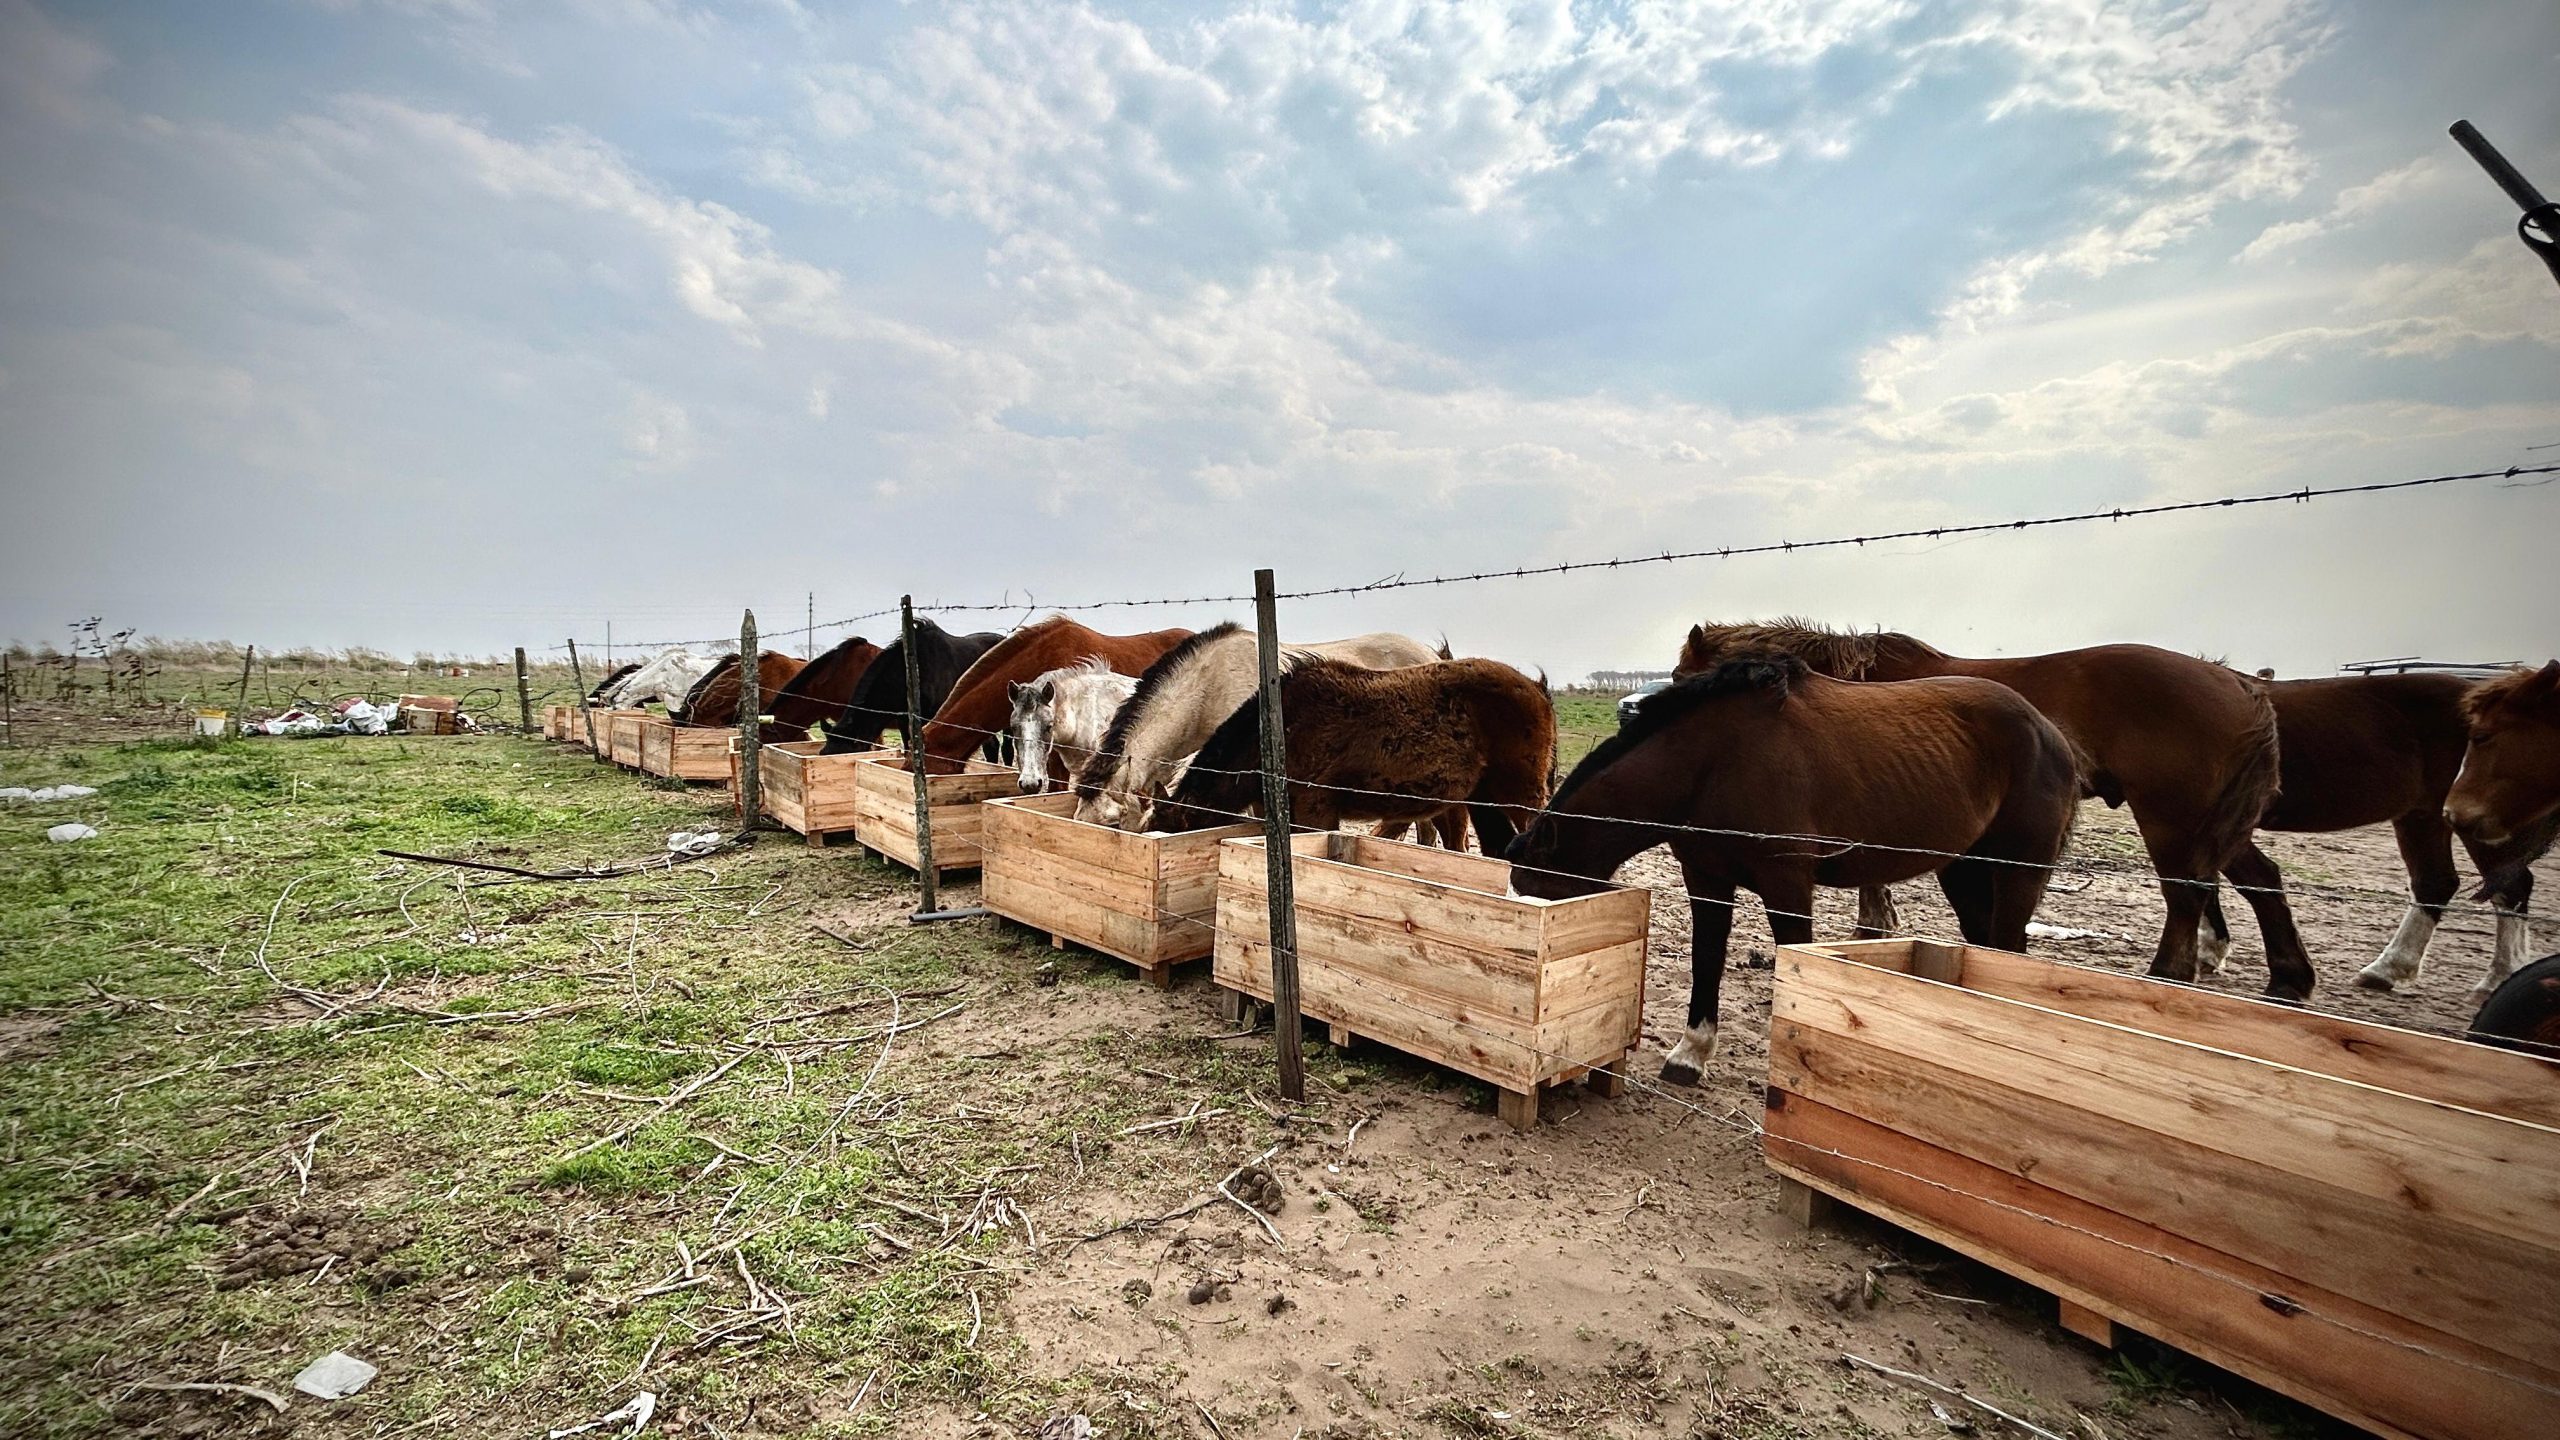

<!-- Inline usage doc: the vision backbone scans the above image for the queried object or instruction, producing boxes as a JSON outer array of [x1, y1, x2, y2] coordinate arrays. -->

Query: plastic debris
[[46, 823, 98, 843], [2025, 921, 2118, 943], [4, 785, 97, 802], [666, 831, 724, 856], [291, 1350, 377, 1400], [1038, 1418, 1093, 1440], [547, 1391, 656, 1438]]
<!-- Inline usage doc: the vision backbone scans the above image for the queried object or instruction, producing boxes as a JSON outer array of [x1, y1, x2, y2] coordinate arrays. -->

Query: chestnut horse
[[2441, 661, 2560, 995], [764, 636, 882, 745], [1156, 658, 1555, 855], [913, 616, 1192, 775], [1508, 656, 2080, 1085], [1678, 621, 2283, 996], [2191, 673, 2539, 998], [818, 618, 1006, 754], [676, 651, 808, 728]]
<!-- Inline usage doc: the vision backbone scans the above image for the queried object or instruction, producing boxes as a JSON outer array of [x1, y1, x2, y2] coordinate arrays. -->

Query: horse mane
[[588, 661, 640, 699], [1551, 655, 1805, 809], [1080, 622, 1245, 798], [2465, 661, 2560, 723], [1683, 618, 1944, 679], [947, 615, 1077, 695]]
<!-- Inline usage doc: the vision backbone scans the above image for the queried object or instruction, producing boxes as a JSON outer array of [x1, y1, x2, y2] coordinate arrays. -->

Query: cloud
[[2239, 155, 2442, 261]]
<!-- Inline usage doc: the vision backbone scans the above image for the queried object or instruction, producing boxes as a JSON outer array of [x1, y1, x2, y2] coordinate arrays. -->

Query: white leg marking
[[2357, 905, 2439, 989], [2473, 908, 2530, 1001], [2198, 922, 2231, 975], [1659, 1023, 1719, 1085]]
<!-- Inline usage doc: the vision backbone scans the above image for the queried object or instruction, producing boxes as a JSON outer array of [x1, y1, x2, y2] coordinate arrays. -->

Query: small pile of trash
[[2, 784, 97, 803], [246, 698, 478, 738]]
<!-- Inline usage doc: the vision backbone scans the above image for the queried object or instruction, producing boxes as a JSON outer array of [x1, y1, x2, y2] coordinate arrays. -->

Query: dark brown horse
[[675, 651, 809, 728], [2467, 953, 2560, 1057], [1509, 656, 2079, 1085], [764, 636, 882, 745], [2441, 661, 2560, 996], [818, 618, 1006, 755], [1679, 621, 2284, 995], [2187, 673, 2537, 997], [914, 616, 1192, 775], [1156, 658, 1555, 854]]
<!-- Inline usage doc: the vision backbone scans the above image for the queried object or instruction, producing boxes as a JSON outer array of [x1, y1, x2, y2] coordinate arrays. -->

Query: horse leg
[[1853, 884, 1901, 940], [2197, 884, 2232, 974], [2136, 819, 2214, 984], [1437, 805, 1470, 853], [2478, 870, 2536, 1003], [2221, 841, 2315, 1002], [1467, 801, 1519, 859], [1660, 874, 1737, 1088], [1935, 860, 1997, 946], [2355, 813, 2461, 993]]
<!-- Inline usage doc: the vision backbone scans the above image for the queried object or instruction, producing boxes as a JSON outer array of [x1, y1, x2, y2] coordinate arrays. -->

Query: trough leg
[[1141, 963, 1172, 991], [1327, 1023, 1356, 1051], [1216, 987, 1251, 1027], [1586, 1055, 1629, 1098], [1050, 933, 1067, 951], [1775, 1175, 1834, 1229], [1496, 1087, 1539, 1132], [2057, 1298, 2117, 1350]]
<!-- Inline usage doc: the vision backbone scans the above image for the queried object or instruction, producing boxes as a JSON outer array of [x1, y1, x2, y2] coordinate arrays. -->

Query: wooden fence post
[[2, 651, 12, 747], [737, 611, 762, 826], [514, 647, 533, 733], [1253, 568, 1306, 1103], [568, 640, 600, 755], [236, 645, 255, 714], [902, 596, 938, 915]]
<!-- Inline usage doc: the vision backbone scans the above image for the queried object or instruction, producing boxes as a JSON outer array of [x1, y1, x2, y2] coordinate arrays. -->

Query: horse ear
[[1035, 679, 1055, 703], [2531, 661, 2560, 700], [1009, 681, 1029, 703]]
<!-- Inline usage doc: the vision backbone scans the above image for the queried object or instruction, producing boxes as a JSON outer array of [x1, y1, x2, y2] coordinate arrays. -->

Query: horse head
[[2448, 660, 2560, 849], [1009, 678, 1056, 794]]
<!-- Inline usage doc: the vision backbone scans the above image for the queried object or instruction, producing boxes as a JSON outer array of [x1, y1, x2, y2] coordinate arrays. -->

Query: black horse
[[818, 617, 1006, 754], [2468, 953, 2560, 1057]]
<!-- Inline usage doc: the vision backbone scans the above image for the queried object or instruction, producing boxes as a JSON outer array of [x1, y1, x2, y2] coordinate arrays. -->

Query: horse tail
[[2193, 682, 2281, 876]]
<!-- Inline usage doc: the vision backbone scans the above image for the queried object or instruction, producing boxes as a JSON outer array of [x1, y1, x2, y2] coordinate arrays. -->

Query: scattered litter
[[1932, 1399, 1978, 1433], [291, 1350, 377, 1400], [245, 698, 478, 738], [3, 784, 96, 803], [2025, 922, 2119, 943], [547, 1391, 656, 1438], [666, 831, 724, 856], [1037, 1417, 1093, 1440], [46, 823, 98, 843]]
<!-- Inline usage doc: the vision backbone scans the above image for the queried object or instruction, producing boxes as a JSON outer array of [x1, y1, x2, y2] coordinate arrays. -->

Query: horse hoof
[[2351, 971, 2396, 994], [1657, 1061, 1702, 1089], [2261, 988, 2309, 1008]]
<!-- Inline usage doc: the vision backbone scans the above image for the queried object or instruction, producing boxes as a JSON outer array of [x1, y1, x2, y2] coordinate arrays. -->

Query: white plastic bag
[[47, 823, 98, 843]]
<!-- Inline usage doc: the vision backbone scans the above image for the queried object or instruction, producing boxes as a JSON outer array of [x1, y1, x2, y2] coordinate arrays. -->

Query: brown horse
[[1679, 621, 2284, 995], [2442, 661, 2560, 994], [764, 636, 882, 745], [2188, 673, 2537, 997], [1155, 658, 1554, 855], [1508, 656, 2080, 1085], [676, 651, 809, 728], [914, 616, 1192, 775]]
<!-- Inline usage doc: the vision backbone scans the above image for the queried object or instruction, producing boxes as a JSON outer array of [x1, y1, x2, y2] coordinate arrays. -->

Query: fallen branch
[[554, 1050, 755, 1163], [129, 1379, 288, 1414], [377, 842, 742, 882], [1842, 1353, 2069, 1440]]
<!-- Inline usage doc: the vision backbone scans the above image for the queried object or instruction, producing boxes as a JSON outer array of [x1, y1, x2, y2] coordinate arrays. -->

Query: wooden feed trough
[[849, 752, 1016, 876], [749, 739, 896, 846], [606, 710, 648, 769], [1764, 938, 2560, 1440], [1213, 832, 1649, 1130], [396, 704, 458, 736], [577, 706, 634, 754], [637, 719, 732, 783], [541, 704, 573, 741], [980, 792, 1258, 986]]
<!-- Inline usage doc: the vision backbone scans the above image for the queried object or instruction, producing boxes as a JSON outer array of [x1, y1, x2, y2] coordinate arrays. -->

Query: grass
[[0, 725, 1290, 1436]]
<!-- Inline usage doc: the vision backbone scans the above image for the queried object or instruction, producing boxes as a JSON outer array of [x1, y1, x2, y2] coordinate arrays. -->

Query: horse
[[675, 651, 808, 728], [1677, 620, 2283, 996], [2182, 672, 2538, 998], [585, 662, 640, 704], [1507, 655, 2081, 1086], [1008, 658, 1137, 794], [818, 617, 1006, 755], [763, 635, 882, 745], [2467, 953, 2560, 1057], [2440, 661, 2560, 996], [1154, 658, 1555, 855], [1073, 623, 1444, 829], [914, 616, 1191, 774], [603, 647, 721, 711]]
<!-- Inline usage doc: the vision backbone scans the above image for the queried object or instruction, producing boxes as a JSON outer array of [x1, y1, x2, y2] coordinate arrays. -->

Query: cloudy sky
[[3, 0, 2555, 679]]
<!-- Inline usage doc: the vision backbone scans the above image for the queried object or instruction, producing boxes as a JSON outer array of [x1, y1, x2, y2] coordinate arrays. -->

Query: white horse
[[1008, 658, 1139, 794], [604, 647, 721, 711]]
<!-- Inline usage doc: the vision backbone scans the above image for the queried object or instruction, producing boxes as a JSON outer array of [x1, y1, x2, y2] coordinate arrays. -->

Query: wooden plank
[[2058, 1298, 2115, 1349], [1765, 1093, 2552, 1440], [1536, 885, 1655, 964], [983, 866, 1169, 968], [1537, 937, 1649, 1021], [1335, 833, 1513, 894], [1775, 949, 2560, 1254], [1795, 940, 2560, 1131], [1768, 1017, 2560, 1372]]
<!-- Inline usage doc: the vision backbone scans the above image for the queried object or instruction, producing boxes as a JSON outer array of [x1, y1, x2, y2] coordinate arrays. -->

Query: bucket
[[196, 710, 231, 738]]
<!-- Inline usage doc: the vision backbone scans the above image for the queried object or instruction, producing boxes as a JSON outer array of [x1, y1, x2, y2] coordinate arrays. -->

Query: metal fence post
[[903, 596, 937, 915], [514, 647, 533, 734], [1253, 568, 1306, 1103], [737, 611, 762, 826], [568, 639, 600, 755]]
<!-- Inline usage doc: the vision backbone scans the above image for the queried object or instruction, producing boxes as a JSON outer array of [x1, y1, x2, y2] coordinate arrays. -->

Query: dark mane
[[587, 661, 641, 701], [1684, 618, 1944, 679], [2465, 661, 2560, 723], [1550, 655, 1804, 809], [678, 654, 738, 718], [1079, 621, 1245, 798], [773, 634, 875, 703]]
